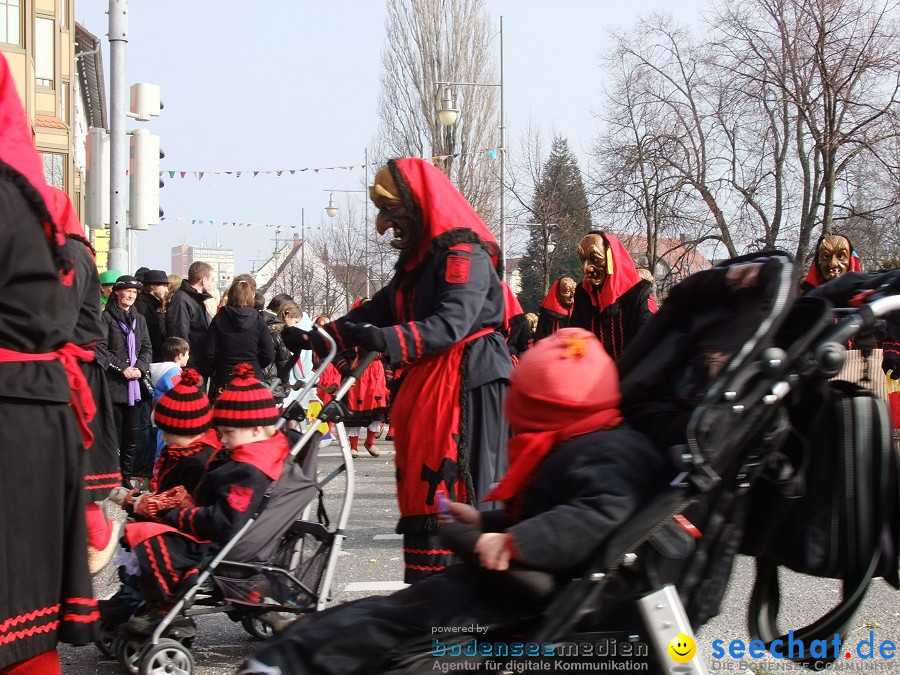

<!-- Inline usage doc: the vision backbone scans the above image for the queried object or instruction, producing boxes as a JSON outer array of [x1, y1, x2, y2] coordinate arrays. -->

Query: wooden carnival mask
[[370, 166, 415, 253], [577, 234, 609, 287], [558, 277, 577, 307], [817, 235, 852, 282]]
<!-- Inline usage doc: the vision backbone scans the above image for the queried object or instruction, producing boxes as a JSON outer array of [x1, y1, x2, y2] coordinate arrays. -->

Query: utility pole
[[300, 208, 306, 313], [107, 0, 128, 272], [364, 147, 370, 298]]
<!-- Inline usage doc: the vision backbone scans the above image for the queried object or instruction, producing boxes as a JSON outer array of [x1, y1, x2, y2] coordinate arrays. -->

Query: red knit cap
[[153, 369, 212, 435], [212, 363, 280, 428]]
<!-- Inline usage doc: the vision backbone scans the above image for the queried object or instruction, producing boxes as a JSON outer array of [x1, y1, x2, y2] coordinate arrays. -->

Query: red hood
[[0, 55, 67, 259], [230, 431, 291, 481], [48, 186, 88, 240], [501, 281, 524, 332], [393, 158, 499, 272], [581, 233, 644, 310], [540, 280, 574, 316]]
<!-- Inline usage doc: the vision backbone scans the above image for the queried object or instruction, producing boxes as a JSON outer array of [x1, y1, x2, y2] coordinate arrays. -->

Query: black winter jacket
[[205, 306, 275, 390], [97, 301, 152, 405], [570, 281, 655, 361], [135, 291, 165, 362], [165, 280, 212, 373], [480, 425, 670, 574]]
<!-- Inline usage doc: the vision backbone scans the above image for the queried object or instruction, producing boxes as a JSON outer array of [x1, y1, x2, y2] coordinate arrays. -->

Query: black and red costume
[[124, 432, 290, 604], [52, 189, 122, 500], [534, 278, 573, 342], [0, 55, 98, 669], [309, 159, 512, 582], [151, 428, 224, 495], [501, 282, 530, 361], [570, 233, 657, 360]]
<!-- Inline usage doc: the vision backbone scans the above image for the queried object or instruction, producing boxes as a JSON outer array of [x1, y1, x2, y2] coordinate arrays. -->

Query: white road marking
[[373, 534, 403, 540], [344, 581, 409, 592]]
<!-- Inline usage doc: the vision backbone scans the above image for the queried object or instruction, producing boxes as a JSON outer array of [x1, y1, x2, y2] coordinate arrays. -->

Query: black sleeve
[[135, 315, 152, 374], [257, 317, 275, 369], [165, 295, 191, 342], [379, 248, 494, 367], [96, 315, 128, 372], [507, 314, 531, 356], [507, 433, 667, 572], [534, 309, 554, 343]]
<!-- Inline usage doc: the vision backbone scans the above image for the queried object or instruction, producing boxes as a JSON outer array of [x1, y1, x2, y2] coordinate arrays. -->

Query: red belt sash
[[0, 343, 97, 447]]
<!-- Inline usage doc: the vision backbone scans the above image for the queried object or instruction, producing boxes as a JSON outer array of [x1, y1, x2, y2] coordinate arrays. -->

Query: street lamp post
[[437, 15, 505, 282], [325, 175, 371, 297]]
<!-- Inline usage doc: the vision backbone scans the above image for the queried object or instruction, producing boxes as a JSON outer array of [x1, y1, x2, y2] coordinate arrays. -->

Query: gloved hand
[[282, 327, 313, 353], [345, 322, 386, 353]]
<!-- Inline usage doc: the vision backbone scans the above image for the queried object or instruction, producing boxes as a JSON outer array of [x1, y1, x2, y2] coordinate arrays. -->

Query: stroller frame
[[115, 327, 380, 674]]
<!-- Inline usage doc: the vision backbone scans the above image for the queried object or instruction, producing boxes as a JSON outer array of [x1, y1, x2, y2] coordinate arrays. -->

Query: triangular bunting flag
[[180, 171, 186, 178], [198, 172, 205, 180], [277, 171, 283, 177], [253, 171, 259, 177], [236, 172, 241, 178], [168, 171, 175, 178]]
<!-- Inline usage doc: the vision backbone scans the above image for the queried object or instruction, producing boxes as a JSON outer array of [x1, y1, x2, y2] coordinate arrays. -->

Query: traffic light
[[85, 128, 109, 228], [129, 128, 162, 230]]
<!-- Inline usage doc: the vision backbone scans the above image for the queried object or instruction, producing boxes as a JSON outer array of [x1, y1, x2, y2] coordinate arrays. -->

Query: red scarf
[[231, 430, 291, 480], [392, 158, 499, 272]]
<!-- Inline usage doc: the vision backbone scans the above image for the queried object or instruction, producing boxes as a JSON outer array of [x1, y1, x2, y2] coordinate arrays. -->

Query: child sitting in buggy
[[240, 327, 672, 674], [118, 363, 291, 636]]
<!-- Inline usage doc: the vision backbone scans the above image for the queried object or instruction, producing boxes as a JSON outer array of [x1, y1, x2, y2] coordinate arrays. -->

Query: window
[[0, 0, 21, 46], [59, 81, 68, 124], [41, 152, 65, 189], [35, 16, 55, 88]]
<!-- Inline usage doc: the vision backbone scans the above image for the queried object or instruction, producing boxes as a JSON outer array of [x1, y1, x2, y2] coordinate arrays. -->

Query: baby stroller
[[368, 253, 900, 674], [103, 328, 381, 675]]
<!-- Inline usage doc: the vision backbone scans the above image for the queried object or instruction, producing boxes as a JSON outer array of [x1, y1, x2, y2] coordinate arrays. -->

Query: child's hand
[[446, 502, 482, 529], [475, 533, 510, 571]]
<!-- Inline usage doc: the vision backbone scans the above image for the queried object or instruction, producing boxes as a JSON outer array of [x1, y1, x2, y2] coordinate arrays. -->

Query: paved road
[[59, 443, 900, 674]]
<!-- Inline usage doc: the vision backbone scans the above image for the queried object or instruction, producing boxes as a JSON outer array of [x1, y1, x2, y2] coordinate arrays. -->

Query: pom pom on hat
[[154, 368, 212, 436], [212, 363, 280, 428]]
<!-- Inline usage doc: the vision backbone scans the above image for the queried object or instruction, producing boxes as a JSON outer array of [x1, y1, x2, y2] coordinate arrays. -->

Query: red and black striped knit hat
[[153, 369, 212, 435], [212, 363, 280, 428]]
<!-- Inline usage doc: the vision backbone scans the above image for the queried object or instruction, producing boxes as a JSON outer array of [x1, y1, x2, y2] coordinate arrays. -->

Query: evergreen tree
[[517, 137, 592, 312]]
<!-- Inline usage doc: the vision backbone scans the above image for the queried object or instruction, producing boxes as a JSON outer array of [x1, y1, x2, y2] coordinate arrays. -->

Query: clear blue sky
[[76, 0, 706, 274]]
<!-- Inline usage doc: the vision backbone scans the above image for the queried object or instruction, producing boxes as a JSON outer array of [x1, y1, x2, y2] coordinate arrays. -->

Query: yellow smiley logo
[[667, 633, 696, 663]]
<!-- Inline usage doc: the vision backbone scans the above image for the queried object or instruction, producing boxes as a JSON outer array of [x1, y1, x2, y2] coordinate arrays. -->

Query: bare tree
[[376, 0, 501, 228]]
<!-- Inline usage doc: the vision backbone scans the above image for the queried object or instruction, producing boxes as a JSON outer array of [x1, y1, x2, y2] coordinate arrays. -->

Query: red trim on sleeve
[[394, 325, 409, 362], [409, 323, 423, 359]]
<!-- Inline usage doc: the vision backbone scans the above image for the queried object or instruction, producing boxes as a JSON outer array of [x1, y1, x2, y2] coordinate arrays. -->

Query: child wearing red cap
[[119, 364, 291, 635], [243, 329, 670, 674]]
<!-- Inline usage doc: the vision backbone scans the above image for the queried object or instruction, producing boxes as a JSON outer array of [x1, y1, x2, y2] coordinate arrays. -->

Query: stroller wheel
[[114, 635, 143, 674], [93, 620, 117, 658], [139, 638, 194, 675], [241, 616, 274, 640]]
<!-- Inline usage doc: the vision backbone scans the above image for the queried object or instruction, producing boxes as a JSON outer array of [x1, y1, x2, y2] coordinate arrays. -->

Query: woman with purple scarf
[[98, 275, 152, 487]]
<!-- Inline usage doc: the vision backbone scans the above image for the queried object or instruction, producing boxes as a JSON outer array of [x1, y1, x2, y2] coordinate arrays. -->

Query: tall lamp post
[[437, 15, 505, 282], [325, 186, 371, 298]]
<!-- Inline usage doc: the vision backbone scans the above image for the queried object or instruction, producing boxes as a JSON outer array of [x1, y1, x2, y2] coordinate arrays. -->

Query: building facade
[[171, 244, 235, 293], [1, 0, 78, 202]]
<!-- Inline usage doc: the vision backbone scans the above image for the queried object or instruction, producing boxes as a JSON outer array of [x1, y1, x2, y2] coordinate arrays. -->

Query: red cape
[[501, 281, 524, 333], [392, 158, 499, 272]]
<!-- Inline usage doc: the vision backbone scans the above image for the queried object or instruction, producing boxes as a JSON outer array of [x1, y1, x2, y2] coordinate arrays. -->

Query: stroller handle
[[820, 294, 900, 347]]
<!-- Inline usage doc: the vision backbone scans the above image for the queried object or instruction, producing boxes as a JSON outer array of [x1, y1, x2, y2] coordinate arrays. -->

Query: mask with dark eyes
[[577, 234, 608, 287], [816, 235, 851, 281]]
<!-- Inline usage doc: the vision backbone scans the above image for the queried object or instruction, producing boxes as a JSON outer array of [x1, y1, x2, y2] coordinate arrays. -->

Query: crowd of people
[[3, 47, 899, 674]]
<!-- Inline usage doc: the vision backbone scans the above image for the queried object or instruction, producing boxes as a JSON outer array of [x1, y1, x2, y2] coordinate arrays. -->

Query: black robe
[[0, 174, 96, 667], [570, 281, 655, 361]]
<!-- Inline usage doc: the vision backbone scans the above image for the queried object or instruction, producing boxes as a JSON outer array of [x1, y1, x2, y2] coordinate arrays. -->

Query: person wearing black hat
[[97, 275, 152, 486], [135, 269, 169, 362]]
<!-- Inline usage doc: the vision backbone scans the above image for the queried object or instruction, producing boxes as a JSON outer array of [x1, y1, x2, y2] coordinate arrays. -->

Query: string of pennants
[[157, 148, 501, 180], [160, 216, 344, 229]]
